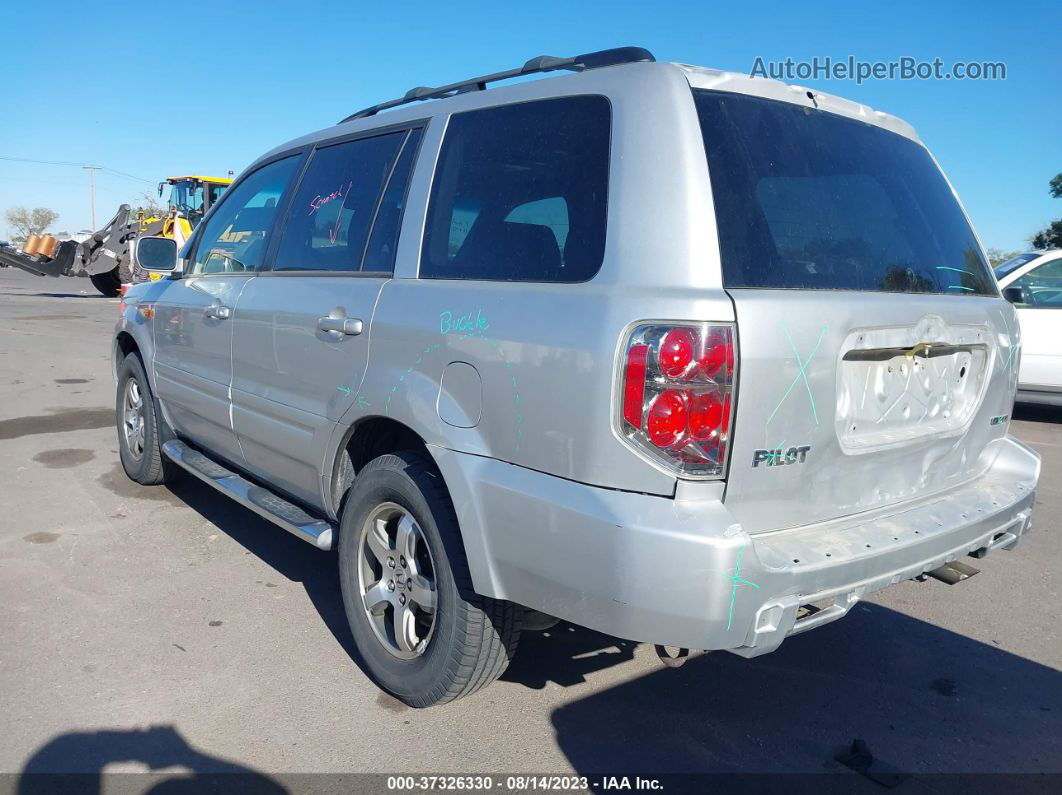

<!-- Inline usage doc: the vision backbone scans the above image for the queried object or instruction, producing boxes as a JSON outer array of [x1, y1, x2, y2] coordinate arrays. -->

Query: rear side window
[[694, 90, 995, 295], [363, 128, 423, 272], [274, 131, 408, 272], [421, 95, 610, 282]]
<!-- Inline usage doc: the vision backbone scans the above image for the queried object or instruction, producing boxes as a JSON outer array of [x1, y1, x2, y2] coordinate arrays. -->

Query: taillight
[[688, 391, 725, 441], [699, 329, 734, 379], [622, 344, 648, 426], [646, 389, 687, 447], [618, 323, 736, 478], [659, 329, 695, 378]]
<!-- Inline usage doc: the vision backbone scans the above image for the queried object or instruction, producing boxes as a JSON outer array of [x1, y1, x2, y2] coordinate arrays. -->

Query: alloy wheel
[[357, 502, 438, 659]]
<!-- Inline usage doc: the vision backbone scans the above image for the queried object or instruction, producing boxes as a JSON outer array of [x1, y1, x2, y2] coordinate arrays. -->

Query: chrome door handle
[[205, 305, 231, 320], [317, 316, 363, 336]]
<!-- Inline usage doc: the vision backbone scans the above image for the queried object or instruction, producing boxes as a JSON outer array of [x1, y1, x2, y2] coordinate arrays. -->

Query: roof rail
[[338, 46, 655, 124]]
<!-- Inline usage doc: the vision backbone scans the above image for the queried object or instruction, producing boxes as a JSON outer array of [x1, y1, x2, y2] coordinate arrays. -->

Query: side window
[[421, 95, 610, 282], [273, 131, 406, 272], [363, 128, 423, 272], [1011, 258, 1062, 307], [190, 157, 299, 275]]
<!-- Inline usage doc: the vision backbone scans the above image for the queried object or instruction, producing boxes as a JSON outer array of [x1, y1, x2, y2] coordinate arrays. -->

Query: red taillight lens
[[623, 344, 649, 427], [699, 330, 734, 379], [647, 390, 687, 447], [659, 329, 695, 378], [688, 391, 724, 441], [617, 323, 736, 478]]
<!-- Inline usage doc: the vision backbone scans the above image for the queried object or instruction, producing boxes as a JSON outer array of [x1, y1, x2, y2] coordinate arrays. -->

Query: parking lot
[[1, 267, 1059, 785]]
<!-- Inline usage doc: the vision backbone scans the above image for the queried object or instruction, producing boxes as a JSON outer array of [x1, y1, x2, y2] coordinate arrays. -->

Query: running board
[[161, 440, 335, 550]]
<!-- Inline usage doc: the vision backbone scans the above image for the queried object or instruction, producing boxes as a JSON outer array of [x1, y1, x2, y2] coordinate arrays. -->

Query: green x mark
[[766, 323, 828, 428]]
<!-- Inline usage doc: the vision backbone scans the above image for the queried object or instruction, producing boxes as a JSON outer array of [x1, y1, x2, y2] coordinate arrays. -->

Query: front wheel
[[90, 267, 122, 297], [339, 451, 521, 707], [116, 353, 176, 485]]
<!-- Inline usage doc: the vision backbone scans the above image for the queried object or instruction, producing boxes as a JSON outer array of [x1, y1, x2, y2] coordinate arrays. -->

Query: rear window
[[420, 95, 610, 282], [694, 90, 995, 295]]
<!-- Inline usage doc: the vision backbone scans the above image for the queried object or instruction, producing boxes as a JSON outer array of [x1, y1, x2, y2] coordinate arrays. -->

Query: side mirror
[[1002, 286, 1026, 305], [135, 236, 178, 272]]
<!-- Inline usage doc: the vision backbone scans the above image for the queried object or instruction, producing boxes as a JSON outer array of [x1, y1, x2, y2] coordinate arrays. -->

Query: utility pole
[[82, 165, 101, 230]]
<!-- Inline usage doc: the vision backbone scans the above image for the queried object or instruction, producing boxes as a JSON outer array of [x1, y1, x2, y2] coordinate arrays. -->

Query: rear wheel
[[89, 266, 127, 297], [338, 451, 521, 707], [116, 354, 175, 485]]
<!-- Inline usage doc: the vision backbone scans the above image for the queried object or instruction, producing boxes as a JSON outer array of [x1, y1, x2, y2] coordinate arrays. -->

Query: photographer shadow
[[17, 724, 286, 794]]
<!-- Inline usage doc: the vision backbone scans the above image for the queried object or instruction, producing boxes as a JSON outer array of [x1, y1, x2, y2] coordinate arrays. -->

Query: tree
[[1032, 220, 1062, 250], [4, 206, 59, 244], [1031, 172, 1062, 250], [131, 191, 167, 219], [986, 248, 1021, 267]]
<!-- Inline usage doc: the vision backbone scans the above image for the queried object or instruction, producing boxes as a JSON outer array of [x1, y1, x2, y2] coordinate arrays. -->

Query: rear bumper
[[431, 435, 1039, 654]]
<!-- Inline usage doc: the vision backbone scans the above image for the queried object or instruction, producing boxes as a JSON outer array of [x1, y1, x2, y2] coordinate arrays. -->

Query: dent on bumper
[[430, 435, 1039, 654]]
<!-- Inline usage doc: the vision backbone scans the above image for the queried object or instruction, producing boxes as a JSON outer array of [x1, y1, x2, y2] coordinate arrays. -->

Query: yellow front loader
[[0, 175, 232, 296]]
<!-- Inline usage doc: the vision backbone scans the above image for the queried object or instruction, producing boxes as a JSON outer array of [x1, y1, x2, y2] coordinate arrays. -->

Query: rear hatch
[[691, 87, 1019, 533]]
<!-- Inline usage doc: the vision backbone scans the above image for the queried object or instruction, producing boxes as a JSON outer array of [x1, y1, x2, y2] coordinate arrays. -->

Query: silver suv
[[114, 47, 1040, 707]]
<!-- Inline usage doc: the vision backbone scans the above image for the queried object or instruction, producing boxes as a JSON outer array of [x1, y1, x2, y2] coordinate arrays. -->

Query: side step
[[161, 440, 335, 550]]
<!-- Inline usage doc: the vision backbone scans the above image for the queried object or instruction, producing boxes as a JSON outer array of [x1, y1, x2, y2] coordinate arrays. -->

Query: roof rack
[[338, 46, 655, 124]]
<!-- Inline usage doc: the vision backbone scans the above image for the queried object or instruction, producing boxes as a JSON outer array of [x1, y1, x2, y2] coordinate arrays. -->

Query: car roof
[[251, 56, 922, 172]]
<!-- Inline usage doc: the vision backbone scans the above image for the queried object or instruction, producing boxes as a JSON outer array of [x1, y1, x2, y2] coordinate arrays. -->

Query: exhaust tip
[[926, 560, 980, 585]]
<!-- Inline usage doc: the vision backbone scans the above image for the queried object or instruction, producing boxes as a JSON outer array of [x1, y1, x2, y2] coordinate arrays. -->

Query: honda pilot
[[114, 47, 1040, 707]]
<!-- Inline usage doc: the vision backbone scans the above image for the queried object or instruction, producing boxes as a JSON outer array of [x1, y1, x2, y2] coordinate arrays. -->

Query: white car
[[996, 249, 1062, 405]]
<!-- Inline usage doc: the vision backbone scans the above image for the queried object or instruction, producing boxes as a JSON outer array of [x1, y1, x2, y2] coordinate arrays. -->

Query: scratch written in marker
[[336, 386, 351, 396]]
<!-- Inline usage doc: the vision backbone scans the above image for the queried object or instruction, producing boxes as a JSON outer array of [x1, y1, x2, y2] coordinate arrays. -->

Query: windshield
[[994, 252, 1041, 280], [167, 180, 207, 224], [694, 90, 995, 295]]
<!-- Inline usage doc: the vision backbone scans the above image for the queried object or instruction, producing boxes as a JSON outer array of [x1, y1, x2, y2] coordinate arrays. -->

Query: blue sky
[[2, 0, 1059, 251]]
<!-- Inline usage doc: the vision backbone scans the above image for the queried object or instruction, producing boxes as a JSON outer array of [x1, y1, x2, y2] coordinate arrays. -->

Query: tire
[[116, 353, 176, 485], [90, 268, 121, 297], [338, 451, 521, 707]]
